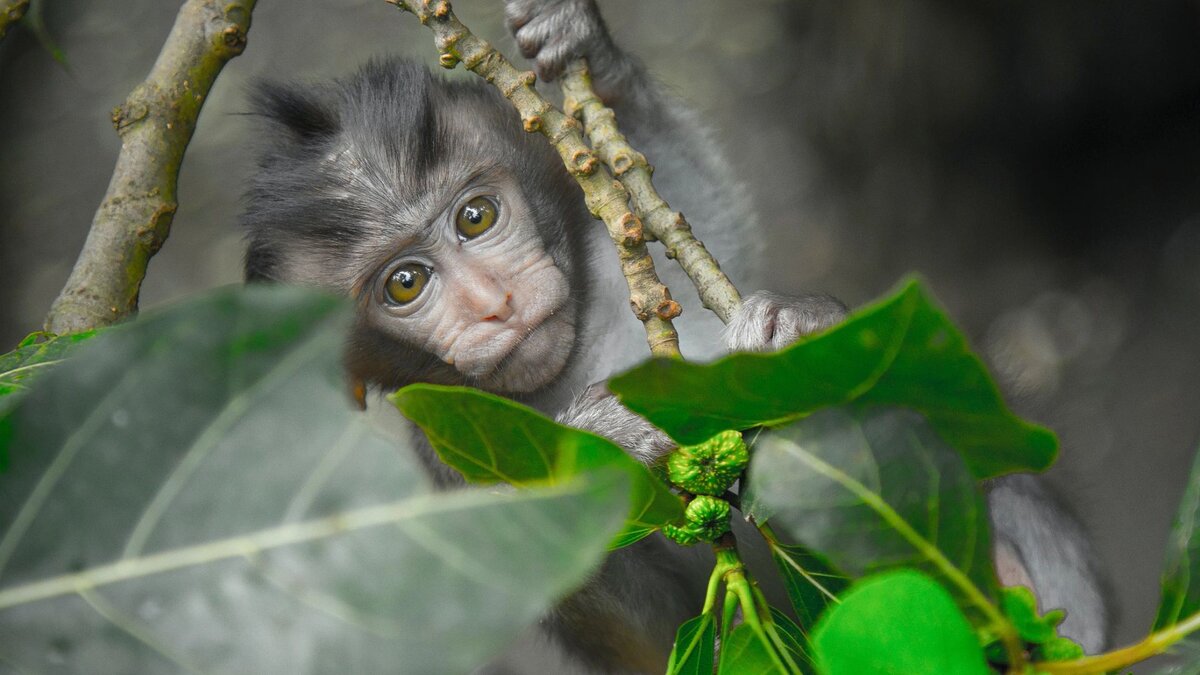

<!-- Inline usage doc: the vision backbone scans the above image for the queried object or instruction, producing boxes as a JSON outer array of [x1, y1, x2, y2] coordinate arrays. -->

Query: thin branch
[[1036, 610, 1200, 674], [0, 0, 28, 41], [560, 60, 743, 324], [43, 0, 256, 335], [385, 0, 681, 359]]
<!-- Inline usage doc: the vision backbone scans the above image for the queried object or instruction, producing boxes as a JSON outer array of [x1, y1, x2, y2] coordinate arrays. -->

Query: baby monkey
[[241, 0, 1108, 670]]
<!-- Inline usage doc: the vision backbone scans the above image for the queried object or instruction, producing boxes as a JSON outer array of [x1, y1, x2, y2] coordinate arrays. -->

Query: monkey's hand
[[723, 291, 848, 352], [504, 0, 627, 96], [556, 383, 675, 466]]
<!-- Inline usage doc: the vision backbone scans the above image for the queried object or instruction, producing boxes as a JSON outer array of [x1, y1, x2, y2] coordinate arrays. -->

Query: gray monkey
[[240, 0, 1108, 670]]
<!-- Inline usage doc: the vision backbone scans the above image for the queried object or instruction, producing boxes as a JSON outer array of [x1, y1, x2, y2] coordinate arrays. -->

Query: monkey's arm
[[558, 290, 848, 464]]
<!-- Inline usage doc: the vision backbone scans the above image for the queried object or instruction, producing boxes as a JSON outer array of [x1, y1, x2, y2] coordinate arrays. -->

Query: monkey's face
[[357, 171, 576, 393], [243, 62, 593, 396]]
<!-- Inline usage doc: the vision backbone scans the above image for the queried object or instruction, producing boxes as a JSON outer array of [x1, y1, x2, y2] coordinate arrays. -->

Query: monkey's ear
[[249, 80, 340, 141]]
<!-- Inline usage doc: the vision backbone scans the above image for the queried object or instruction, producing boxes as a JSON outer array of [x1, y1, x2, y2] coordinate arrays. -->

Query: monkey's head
[[241, 59, 592, 395]]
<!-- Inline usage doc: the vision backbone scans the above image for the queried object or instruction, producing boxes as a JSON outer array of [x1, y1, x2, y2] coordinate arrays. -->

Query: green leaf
[[393, 384, 683, 547], [666, 614, 715, 675], [0, 286, 627, 673], [1033, 636, 1084, 663], [769, 544, 849, 631], [813, 570, 990, 675], [1000, 586, 1056, 643], [610, 278, 1056, 479], [0, 330, 97, 412], [1156, 440, 1200, 630], [717, 624, 787, 675], [745, 406, 999, 621]]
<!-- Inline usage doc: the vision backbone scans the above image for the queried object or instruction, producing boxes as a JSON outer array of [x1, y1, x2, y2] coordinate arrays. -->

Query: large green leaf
[[666, 614, 715, 675], [1156, 441, 1200, 630], [812, 570, 989, 675], [393, 384, 683, 547], [744, 406, 999, 621], [0, 286, 627, 674], [609, 279, 1055, 479]]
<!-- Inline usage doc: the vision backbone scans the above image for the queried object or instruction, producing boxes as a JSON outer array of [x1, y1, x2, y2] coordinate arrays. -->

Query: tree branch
[[560, 60, 743, 324], [385, 0, 681, 359], [43, 0, 256, 335], [0, 0, 28, 41]]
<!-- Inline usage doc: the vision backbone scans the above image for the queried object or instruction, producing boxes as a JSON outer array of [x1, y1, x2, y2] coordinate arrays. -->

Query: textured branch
[[0, 0, 28, 41], [560, 61, 743, 325], [43, 0, 256, 335], [386, 0, 681, 359]]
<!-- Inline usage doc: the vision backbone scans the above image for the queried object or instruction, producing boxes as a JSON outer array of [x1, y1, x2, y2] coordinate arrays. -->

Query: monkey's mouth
[[456, 302, 577, 393]]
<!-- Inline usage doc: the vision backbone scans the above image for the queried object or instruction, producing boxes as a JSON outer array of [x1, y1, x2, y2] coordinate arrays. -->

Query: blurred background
[[1, 0, 1198, 663]]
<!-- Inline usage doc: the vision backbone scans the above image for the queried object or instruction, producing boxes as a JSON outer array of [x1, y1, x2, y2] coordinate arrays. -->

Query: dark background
[[2, 0, 1199, 663]]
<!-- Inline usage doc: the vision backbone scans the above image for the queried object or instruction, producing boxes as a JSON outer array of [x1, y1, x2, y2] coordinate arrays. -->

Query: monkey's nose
[[481, 292, 514, 322]]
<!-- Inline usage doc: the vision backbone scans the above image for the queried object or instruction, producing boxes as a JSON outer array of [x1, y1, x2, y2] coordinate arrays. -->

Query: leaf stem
[[702, 553, 725, 616], [752, 583, 805, 674], [713, 537, 799, 673], [756, 523, 842, 608], [1036, 610, 1200, 674], [722, 584, 739, 638]]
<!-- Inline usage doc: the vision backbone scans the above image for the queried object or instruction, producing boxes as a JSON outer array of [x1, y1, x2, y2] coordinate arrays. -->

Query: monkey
[[239, 0, 1108, 670]]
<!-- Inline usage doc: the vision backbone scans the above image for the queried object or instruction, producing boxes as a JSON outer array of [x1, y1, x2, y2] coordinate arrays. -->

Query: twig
[[1036, 610, 1200, 674], [385, 0, 681, 359], [560, 60, 742, 324], [0, 0, 28, 41], [43, 0, 256, 335]]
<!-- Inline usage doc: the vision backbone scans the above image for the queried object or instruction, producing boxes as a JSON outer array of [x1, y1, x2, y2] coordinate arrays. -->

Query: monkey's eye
[[455, 196, 498, 239], [384, 263, 431, 305]]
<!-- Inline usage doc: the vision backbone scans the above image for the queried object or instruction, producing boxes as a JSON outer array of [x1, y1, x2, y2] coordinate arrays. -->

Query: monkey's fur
[[241, 0, 1108, 670]]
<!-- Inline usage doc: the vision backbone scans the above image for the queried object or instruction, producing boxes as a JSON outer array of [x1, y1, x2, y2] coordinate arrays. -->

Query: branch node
[[656, 298, 683, 320], [610, 150, 636, 176], [112, 102, 149, 132], [522, 115, 542, 132], [570, 149, 598, 176], [619, 213, 644, 246], [221, 25, 247, 52], [438, 52, 459, 69]]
